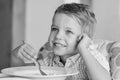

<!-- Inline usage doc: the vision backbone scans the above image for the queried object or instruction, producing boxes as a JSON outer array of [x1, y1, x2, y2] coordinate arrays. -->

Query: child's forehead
[[53, 13, 83, 23], [54, 13, 80, 24], [52, 13, 82, 32], [53, 13, 82, 25]]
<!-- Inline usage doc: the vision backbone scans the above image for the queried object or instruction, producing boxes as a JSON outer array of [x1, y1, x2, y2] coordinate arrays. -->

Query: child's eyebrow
[[66, 27, 71, 29], [65, 27, 72, 30]]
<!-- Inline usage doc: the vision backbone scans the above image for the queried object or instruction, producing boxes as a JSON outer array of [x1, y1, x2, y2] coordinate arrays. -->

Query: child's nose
[[56, 31, 63, 40]]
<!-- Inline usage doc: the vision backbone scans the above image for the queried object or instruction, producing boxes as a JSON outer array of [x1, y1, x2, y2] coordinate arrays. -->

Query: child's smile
[[53, 41, 66, 47]]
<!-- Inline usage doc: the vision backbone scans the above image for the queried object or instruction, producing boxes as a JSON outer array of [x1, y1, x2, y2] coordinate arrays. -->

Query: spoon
[[28, 53, 47, 75]]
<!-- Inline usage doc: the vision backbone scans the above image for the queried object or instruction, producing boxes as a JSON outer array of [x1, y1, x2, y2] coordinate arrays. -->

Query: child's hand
[[11, 42, 37, 64], [17, 42, 37, 62], [77, 34, 93, 50]]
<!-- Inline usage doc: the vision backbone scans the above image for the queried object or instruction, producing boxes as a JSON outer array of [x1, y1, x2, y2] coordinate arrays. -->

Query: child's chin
[[53, 50, 65, 56]]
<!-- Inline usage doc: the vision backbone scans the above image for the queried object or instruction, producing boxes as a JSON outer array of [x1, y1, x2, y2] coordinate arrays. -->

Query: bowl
[[1, 66, 79, 80]]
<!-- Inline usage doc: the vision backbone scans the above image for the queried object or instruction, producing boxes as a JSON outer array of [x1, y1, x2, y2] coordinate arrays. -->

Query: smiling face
[[48, 13, 82, 58]]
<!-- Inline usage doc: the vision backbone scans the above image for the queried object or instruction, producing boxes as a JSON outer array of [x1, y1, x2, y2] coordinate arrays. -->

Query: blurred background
[[0, 0, 120, 70]]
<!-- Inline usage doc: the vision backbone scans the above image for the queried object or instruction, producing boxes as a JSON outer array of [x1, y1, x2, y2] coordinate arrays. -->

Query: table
[[0, 73, 7, 78]]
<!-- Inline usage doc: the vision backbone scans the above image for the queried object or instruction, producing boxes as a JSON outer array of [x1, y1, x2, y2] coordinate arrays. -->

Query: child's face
[[48, 13, 82, 57]]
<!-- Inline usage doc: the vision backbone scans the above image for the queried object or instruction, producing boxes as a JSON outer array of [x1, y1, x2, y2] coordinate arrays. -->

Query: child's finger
[[20, 51, 32, 61], [23, 46, 35, 54], [24, 43, 34, 50], [24, 46, 37, 58], [21, 47, 36, 60], [21, 43, 36, 55], [82, 33, 91, 41], [25, 44, 35, 53], [77, 33, 92, 48], [18, 45, 35, 60], [23, 48, 35, 58], [22, 41, 34, 51]]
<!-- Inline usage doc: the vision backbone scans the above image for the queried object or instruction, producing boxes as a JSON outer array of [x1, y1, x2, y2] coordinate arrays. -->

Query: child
[[10, 3, 120, 80]]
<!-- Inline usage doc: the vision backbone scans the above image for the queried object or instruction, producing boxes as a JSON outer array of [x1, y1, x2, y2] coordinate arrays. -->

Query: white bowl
[[1, 66, 79, 80]]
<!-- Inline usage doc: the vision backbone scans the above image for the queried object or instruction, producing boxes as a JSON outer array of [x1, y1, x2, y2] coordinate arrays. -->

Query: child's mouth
[[53, 42, 66, 48]]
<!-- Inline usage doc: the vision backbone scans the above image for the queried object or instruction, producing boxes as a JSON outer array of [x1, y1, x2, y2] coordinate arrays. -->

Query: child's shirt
[[21, 39, 120, 80]]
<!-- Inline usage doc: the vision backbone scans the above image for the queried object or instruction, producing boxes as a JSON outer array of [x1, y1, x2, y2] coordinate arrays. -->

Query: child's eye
[[51, 28, 58, 31], [66, 30, 73, 34]]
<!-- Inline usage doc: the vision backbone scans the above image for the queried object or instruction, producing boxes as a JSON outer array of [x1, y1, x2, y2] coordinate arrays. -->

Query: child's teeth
[[56, 43, 62, 47]]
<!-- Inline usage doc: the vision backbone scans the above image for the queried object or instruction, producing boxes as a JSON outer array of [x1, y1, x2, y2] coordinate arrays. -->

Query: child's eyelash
[[66, 30, 73, 34], [51, 28, 58, 31]]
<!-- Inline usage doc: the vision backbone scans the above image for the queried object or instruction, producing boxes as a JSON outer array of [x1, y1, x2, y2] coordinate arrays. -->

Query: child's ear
[[83, 26, 92, 38], [83, 26, 89, 35], [84, 25, 94, 38]]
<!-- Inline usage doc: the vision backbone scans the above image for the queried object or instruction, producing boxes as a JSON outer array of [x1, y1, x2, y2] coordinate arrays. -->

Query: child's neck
[[59, 52, 78, 65]]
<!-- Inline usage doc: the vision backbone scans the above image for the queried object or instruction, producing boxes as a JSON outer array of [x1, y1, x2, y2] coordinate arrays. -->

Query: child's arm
[[78, 34, 111, 80], [10, 43, 37, 67], [109, 42, 120, 80]]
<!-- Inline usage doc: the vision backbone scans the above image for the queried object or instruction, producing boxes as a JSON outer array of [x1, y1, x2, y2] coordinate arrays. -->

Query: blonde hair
[[54, 3, 96, 38]]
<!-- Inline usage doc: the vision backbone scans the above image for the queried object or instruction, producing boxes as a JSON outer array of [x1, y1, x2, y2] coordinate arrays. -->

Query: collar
[[53, 53, 80, 65], [66, 53, 80, 63]]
